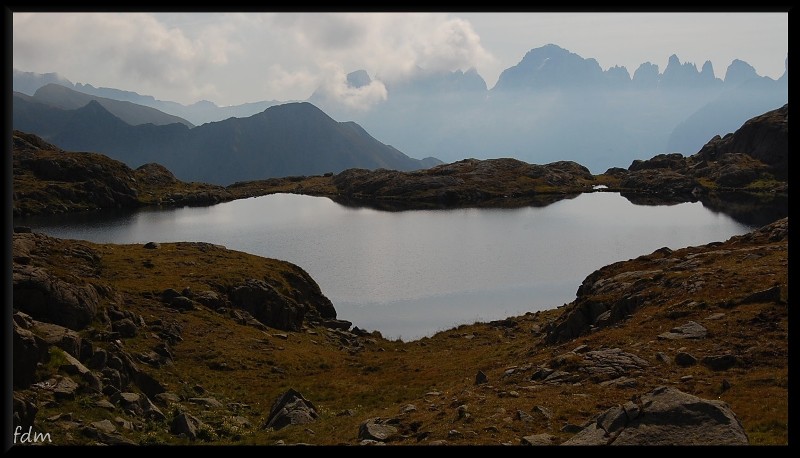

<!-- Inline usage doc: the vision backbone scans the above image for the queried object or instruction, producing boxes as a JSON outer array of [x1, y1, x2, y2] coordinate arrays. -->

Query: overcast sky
[[12, 12, 788, 107]]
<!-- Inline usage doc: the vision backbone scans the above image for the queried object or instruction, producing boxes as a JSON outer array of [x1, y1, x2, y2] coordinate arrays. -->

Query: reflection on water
[[16, 192, 757, 340]]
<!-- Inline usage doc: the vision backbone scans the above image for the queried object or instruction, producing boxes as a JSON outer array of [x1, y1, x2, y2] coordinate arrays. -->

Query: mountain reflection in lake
[[16, 192, 756, 340]]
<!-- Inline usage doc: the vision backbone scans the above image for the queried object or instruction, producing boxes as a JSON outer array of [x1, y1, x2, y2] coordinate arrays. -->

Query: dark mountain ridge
[[12, 96, 440, 185]]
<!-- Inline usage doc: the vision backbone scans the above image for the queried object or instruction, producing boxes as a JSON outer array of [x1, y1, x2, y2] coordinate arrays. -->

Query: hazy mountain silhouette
[[12, 95, 439, 185], [12, 70, 284, 126], [312, 44, 787, 172], [14, 44, 787, 173], [30, 84, 193, 127]]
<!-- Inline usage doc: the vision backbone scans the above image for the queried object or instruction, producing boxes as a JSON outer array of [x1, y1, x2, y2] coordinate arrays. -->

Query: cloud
[[13, 13, 239, 104], [315, 65, 388, 112], [264, 13, 495, 84], [13, 12, 495, 105]]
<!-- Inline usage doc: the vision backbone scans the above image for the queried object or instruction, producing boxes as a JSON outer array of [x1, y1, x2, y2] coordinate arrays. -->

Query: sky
[[12, 12, 789, 107]]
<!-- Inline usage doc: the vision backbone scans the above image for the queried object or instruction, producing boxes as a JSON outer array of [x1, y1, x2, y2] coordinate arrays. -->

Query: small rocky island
[[11, 106, 788, 445]]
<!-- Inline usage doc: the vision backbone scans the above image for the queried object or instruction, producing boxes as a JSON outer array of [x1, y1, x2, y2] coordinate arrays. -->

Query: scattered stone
[[658, 321, 707, 340], [680, 375, 694, 383], [189, 397, 224, 409], [95, 399, 116, 411], [114, 417, 134, 430], [655, 352, 670, 364], [579, 348, 650, 381], [52, 376, 80, 400], [91, 419, 117, 434], [358, 418, 398, 442], [112, 318, 138, 338], [508, 391, 520, 398], [521, 433, 557, 445], [721, 379, 732, 392], [532, 405, 552, 421], [563, 386, 749, 445], [143, 242, 160, 249], [702, 354, 738, 371], [543, 370, 581, 384], [530, 367, 555, 381], [336, 409, 354, 417], [171, 412, 205, 440], [447, 429, 463, 439], [599, 377, 638, 388], [169, 296, 195, 311], [516, 410, 534, 422], [705, 313, 726, 321], [475, 370, 488, 385], [572, 344, 590, 353], [675, 352, 698, 367], [561, 423, 583, 434], [402, 404, 417, 414], [264, 389, 318, 430]]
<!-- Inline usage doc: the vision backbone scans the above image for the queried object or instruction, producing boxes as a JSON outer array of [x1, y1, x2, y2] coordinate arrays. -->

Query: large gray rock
[[230, 279, 306, 331], [30, 320, 82, 358], [171, 412, 205, 440], [13, 264, 100, 330], [579, 348, 650, 381], [358, 418, 399, 442], [658, 321, 707, 340], [563, 386, 748, 445], [59, 350, 102, 392], [264, 389, 319, 430]]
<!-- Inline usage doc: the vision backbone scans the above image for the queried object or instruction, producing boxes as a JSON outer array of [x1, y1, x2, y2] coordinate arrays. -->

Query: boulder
[[675, 352, 698, 367], [264, 389, 319, 430], [358, 418, 399, 442], [30, 320, 82, 358], [13, 264, 100, 330], [111, 318, 138, 338], [171, 412, 205, 441], [59, 351, 102, 392], [230, 279, 305, 331], [563, 386, 748, 445]]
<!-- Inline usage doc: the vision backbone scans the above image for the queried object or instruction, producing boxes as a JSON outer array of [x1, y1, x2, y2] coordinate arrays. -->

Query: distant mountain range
[[12, 96, 440, 185], [13, 43, 787, 175]]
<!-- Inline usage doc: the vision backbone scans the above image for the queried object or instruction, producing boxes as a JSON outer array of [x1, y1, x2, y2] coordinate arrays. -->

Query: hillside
[[11, 216, 788, 445]]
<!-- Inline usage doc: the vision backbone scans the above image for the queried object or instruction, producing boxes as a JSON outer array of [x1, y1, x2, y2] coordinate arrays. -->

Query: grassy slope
[[19, 218, 788, 445]]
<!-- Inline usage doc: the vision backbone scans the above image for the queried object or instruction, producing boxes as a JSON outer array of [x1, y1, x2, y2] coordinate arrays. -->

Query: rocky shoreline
[[12, 105, 788, 224]]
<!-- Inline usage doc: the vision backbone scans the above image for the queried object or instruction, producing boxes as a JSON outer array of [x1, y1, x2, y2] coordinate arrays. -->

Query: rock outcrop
[[545, 217, 787, 344], [563, 386, 749, 445]]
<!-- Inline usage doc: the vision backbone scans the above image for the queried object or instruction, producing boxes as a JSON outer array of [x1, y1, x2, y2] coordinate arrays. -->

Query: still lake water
[[17, 192, 753, 340]]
